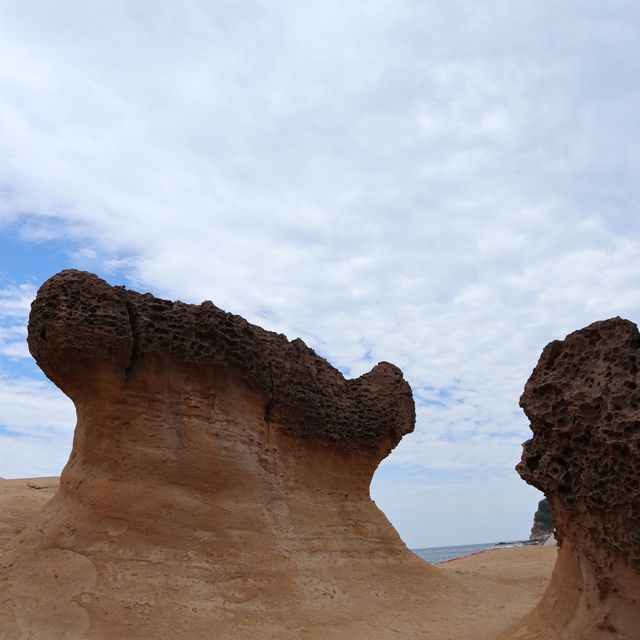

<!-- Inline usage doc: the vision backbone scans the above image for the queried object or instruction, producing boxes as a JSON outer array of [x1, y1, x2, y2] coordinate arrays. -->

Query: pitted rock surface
[[517, 317, 640, 568], [28, 270, 414, 449], [513, 317, 640, 639]]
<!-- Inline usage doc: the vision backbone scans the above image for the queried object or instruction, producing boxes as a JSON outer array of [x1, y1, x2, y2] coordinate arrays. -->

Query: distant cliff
[[529, 497, 553, 541]]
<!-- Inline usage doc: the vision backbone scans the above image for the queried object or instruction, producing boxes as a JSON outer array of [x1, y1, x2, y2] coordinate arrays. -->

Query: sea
[[411, 540, 525, 564]]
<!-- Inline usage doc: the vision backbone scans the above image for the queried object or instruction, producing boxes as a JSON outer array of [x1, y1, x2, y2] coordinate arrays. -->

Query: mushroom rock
[[512, 318, 640, 639], [0, 270, 466, 639]]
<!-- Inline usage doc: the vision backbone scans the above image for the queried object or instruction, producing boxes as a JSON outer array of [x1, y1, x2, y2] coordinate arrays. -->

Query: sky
[[1, 1, 640, 548]]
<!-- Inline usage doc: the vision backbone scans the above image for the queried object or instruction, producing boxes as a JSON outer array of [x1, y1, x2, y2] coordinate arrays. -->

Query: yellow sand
[[0, 477, 557, 639]]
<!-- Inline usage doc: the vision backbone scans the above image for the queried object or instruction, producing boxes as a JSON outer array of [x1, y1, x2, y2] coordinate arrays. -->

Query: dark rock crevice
[[264, 361, 276, 426], [121, 293, 141, 382]]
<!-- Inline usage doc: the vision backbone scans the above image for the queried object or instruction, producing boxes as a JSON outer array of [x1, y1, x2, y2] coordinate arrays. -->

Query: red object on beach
[[438, 550, 488, 565]]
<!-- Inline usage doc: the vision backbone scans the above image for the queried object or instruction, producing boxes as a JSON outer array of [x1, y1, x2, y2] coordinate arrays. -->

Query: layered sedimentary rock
[[0, 270, 473, 640], [512, 318, 640, 639]]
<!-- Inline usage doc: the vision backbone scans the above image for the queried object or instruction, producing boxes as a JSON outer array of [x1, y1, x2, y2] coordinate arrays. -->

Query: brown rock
[[27, 270, 416, 449], [0, 270, 571, 639], [0, 270, 462, 639], [512, 318, 640, 639]]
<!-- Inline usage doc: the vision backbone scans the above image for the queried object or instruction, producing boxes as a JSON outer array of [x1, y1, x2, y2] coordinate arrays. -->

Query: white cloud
[[0, 285, 36, 318], [0, 374, 74, 438], [0, 322, 31, 359], [0, 287, 33, 359], [0, 371, 75, 478], [0, 283, 76, 477], [0, 1, 639, 544], [0, 284, 35, 360], [0, 339, 30, 359], [0, 432, 73, 479]]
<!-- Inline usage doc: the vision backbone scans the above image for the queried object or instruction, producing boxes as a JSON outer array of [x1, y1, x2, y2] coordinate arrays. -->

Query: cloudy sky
[[1, 1, 639, 548]]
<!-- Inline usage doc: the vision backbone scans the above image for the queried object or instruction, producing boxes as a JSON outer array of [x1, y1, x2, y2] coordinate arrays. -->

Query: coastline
[[413, 540, 534, 564]]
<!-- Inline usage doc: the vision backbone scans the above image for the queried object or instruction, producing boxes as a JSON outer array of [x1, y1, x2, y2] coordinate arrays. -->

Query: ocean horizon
[[412, 540, 525, 564]]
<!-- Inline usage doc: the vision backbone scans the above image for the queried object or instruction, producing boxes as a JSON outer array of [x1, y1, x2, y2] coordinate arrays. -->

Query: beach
[[413, 541, 530, 564], [0, 476, 558, 639]]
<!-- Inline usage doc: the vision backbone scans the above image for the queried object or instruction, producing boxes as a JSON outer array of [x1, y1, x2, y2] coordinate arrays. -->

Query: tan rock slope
[[0, 270, 490, 640], [508, 318, 640, 640], [0, 468, 557, 639]]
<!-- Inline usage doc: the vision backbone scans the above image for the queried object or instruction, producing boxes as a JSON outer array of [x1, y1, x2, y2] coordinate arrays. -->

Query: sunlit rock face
[[0, 270, 462, 640], [514, 318, 640, 639]]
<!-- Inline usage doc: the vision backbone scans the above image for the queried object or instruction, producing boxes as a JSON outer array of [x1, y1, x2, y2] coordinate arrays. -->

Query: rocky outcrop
[[26, 271, 416, 449], [512, 318, 640, 639], [529, 498, 553, 542], [0, 270, 471, 640], [11, 270, 635, 639]]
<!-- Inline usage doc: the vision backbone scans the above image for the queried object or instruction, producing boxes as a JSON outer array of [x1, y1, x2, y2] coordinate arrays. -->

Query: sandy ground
[[439, 545, 558, 635], [0, 477, 557, 639], [0, 477, 58, 548]]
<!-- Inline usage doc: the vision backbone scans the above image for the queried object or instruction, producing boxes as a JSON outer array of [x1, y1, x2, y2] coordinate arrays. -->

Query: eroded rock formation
[[0, 270, 473, 640], [9, 270, 635, 639], [512, 318, 640, 639]]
